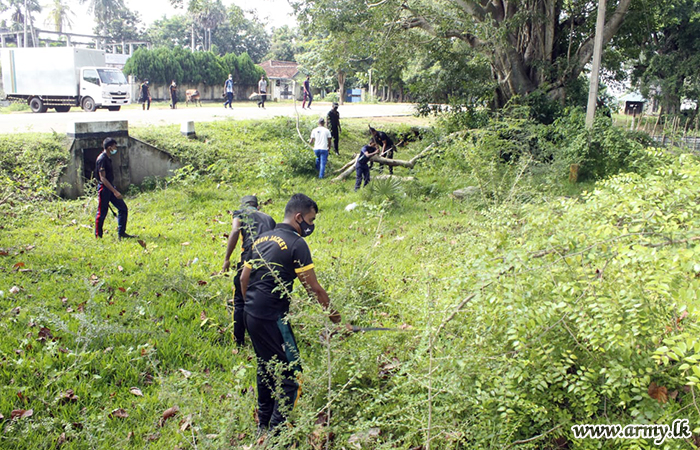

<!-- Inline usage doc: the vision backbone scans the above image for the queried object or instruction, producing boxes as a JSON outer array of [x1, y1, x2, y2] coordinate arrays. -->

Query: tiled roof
[[258, 60, 299, 80]]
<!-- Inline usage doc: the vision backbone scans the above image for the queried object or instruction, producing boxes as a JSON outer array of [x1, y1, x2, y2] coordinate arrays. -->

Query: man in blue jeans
[[309, 118, 332, 179], [223, 74, 234, 109]]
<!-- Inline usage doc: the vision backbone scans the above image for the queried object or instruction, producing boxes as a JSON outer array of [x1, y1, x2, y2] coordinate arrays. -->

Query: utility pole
[[23, 0, 28, 48], [585, 0, 607, 128]]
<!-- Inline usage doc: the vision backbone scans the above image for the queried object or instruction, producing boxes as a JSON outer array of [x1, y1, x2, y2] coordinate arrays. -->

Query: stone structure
[[58, 120, 181, 199]]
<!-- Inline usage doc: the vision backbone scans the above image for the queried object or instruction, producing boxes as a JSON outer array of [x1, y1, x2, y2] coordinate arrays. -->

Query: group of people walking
[[138, 79, 179, 109]]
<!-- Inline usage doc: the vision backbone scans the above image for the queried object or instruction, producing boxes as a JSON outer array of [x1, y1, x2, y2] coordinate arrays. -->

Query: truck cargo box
[[1, 48, 106, 97]]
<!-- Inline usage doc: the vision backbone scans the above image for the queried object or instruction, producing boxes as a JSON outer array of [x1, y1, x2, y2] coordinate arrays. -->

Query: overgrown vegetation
[[1, 115, 700, 449]]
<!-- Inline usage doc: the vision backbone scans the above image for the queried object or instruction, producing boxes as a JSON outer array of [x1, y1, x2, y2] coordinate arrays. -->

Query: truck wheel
[[107, 106, 121, 112], [82, 97, 96, 112], [55, 106, 71, 113], [29, 97, 48, 113]]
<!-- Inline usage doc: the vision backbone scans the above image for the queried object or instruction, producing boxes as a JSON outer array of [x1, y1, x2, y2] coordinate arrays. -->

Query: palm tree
[[44, 0, 74, 33], [80, 0, 125, 26]]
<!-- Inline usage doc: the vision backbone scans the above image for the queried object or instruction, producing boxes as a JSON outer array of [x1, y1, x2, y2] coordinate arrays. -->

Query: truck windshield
[[97, 69, 128, 85]]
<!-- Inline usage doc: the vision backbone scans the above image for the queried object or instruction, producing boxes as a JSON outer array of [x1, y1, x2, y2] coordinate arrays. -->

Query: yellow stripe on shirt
[[294, 263, 315, 274]]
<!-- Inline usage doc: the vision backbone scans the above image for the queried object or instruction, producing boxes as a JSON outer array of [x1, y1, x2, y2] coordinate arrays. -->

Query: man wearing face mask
[[240, 193, 341, 438], [95, 138, 134, 240]]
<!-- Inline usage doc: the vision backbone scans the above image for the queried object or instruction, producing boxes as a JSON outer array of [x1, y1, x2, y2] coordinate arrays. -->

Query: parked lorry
[[0, 47, 130, 113]]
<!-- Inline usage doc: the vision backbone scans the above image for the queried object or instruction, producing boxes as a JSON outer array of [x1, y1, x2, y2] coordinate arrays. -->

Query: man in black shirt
[[221, 195, 276, 347], [240, 193, 341, 436], [139, 80, 151, 110], [369, 126, 397, 174], [94, 138, 133, 240], [327, 102, 341, 155]]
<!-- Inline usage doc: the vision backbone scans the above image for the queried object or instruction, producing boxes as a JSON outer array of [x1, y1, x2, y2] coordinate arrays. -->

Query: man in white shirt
[[309, 118, 332, 179], [257, 75, 267, 109]]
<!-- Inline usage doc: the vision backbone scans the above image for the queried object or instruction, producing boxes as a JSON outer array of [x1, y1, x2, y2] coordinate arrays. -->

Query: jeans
[[314, 149, 329, 179], [224, 92, 233, 108], [355, 164, 370, 190], [95, 184, 128, 238]]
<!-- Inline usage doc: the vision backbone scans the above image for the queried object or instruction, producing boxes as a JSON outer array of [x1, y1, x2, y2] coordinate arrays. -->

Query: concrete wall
[[128, 138, 181, 185], [58, 120, 181, 199], [131, 82, 257, 103]]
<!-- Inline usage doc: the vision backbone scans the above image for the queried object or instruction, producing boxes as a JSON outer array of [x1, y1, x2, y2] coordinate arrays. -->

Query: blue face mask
[[110, 148, 117, 155]]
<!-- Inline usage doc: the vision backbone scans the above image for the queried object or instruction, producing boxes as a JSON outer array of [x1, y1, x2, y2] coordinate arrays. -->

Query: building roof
[[258, 60, 299, 80], [618, 92, 646, 103]]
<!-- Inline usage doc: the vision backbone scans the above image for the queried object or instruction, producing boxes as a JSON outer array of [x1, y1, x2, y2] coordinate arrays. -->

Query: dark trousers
[[303, 92, 312, 108], [224, 92, 233, 108], [258, 93, 266, 108], [380, 147, 395, 174], [95, 184, 128, 238], [141, 98, 150, 110], [355, 164, 370, 190], [232, 260, 246, 346], [331, 130, 339, 154], [245, 314, 301, 430]]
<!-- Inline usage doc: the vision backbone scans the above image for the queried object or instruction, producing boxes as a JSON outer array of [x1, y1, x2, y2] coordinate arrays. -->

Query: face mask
[[299, 217, 315, 237], [110, 149, 117, 155]]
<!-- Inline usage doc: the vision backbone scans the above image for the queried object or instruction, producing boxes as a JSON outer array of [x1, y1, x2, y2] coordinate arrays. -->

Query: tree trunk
[[338, 70, 346, 105]]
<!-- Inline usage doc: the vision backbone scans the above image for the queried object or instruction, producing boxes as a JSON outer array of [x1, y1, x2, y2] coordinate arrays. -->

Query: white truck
[[1, 47, 130, 113]]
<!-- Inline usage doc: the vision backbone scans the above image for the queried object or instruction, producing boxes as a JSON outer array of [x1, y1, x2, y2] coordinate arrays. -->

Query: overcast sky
[[32, 0, 297, 36]]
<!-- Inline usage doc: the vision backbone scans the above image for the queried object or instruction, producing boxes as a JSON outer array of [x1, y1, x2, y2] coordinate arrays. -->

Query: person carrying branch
[[240, 193, 341, 438], [221, 195, 276, 347], [369, 126, 397, 175], [94, 138, 134, 240]]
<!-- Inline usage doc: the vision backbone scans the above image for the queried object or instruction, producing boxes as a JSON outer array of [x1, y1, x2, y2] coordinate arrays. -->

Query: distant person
[[327, 102, 341, 155], [95, 138, 134, 240], [224, 74, 234, 109], [139, 80, 151, 110], [240, 193, 341, 438], [369, 126, 396, 175], [257, 75, 267, 109], [169, 80, 178, 109], [309, 118, 332, 179], [302, 75, 312, 109], [355, 138, 379, 191], [221, 195, 276, 347]]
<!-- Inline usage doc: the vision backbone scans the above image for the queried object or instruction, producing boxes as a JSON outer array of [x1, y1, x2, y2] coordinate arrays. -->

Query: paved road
[[0, 102, 416, 134]]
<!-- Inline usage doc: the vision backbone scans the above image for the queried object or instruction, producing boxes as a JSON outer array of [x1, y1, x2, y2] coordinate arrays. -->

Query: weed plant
[[1, 117, 700, 449]]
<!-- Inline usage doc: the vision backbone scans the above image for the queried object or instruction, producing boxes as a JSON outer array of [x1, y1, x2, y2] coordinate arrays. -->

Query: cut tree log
[[332, 144, 434, 182]]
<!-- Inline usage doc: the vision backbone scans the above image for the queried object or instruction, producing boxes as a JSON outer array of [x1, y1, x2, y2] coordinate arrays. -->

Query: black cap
[[241, 195, 258, 207], [332, 102, 339, 107]]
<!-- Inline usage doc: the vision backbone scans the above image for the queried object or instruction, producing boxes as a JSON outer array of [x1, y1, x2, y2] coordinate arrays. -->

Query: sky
[[32, 0, 297, 37]]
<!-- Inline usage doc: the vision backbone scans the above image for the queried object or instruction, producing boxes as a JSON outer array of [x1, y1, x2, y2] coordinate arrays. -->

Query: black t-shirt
[[140, 84, 149, 97], [244, 223, 314, 320], [375, 131, 394, 150], [327, 109, 340, 132], [95, 152, 113, 184], [233, 207, 276, 259]]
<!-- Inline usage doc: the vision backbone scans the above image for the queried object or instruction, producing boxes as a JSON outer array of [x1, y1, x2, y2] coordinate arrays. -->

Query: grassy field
[[2, 116, 700, 449]]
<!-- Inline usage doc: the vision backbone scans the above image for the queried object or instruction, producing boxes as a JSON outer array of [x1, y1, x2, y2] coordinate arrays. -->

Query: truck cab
[[80, 67, 130, 112]]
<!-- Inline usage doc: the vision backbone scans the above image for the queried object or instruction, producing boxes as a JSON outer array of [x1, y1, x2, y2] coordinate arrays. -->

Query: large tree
[[293, 0, 635, 106]]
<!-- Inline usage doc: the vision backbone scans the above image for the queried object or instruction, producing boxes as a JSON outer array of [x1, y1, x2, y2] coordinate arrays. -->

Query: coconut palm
[[79, 0, 125, 25], [44, 0, 74, 33]]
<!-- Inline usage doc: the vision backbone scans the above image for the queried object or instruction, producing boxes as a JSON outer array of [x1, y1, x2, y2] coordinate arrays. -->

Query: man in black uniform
[[327, 102, 341, 155], [369, 126, 397, 174], [240, 193, 341, 436], [94, 138, 134, 240], [221, 195, 276, 347], [139, 80, 151, 110]]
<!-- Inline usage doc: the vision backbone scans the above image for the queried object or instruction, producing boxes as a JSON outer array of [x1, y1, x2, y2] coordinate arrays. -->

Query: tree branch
[[572, 0, 633, 78], [401, 3, 484, 48]]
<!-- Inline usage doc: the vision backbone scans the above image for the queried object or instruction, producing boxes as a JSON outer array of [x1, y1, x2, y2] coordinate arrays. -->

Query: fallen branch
[[332, 144, 435, 182], [503, 424, 563, 449]]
